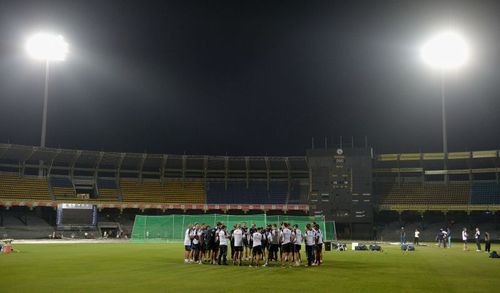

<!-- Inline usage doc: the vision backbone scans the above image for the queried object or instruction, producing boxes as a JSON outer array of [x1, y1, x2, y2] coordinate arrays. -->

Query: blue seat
[[471, 183, 500, 204], [50, 177, 73, 188]]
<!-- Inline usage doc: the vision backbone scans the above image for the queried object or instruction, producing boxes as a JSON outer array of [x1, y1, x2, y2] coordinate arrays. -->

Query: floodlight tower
[[26, 32, 68, 175], [420, 30, 469, 181], [26, 32, 69, 148]]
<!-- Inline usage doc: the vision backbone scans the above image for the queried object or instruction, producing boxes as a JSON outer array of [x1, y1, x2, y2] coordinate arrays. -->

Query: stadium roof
[[0, 143, 308, 173]]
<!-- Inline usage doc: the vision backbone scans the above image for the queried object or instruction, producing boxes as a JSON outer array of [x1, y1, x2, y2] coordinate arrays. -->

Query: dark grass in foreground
[[1, 243, 499, 292]]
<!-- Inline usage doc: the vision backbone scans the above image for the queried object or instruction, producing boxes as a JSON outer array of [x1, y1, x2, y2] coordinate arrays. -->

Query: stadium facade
[[0, 143, 499, 240]]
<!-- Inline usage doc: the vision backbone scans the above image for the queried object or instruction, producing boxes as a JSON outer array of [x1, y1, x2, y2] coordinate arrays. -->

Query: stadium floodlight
[[420, 30, 469, 71], [420, 30, 470, 182], [26, 33, 69, 61], [26, 32, 69, 176]]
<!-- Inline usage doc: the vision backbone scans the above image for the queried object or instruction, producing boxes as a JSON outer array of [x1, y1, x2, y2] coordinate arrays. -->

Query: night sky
[[1, 0, 500, 156]]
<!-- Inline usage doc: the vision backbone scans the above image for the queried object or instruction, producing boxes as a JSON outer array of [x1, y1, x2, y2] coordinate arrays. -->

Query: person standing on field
[[475, 227, 481, 252], [184, 224, 193, 263], [462, 227, 468, 251], [304, 224, 316, 267], [242, 223, 249, 260], [446, 227, 452, 248], [190, 224, 202, 264], [210, 222, 222, 264], [217, 225, 230, 265], [249, 227, 264, 267], [248, 223, 257, 257], [484, 232, 491, 253], [232, 224, 243, 266], [292, 224, 303, 266], [441, 229, 448, 248], [400, 227, 406, 245], [414, 229, 420, 246], [313, 223, 323, 265], [268, 224, 280, 262], [280, 223, 293, 267], [229, 224, 236, 260]]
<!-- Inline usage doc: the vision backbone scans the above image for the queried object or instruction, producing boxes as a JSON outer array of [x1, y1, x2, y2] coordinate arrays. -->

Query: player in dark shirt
[[242, 223, 249, 260], [248, 223, 257, 256], [200, 224, 208, 262], [268, 224, 280, 263], [229, 225, 236, 260], [262, 224, 271, 266], [210, 222, 222, 265], [202, 225, 211, 262]]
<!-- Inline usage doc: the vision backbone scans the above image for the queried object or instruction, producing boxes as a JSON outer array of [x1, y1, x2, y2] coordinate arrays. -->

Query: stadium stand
[[206, 181, 288, 204], [471, 182, 500, 204], [377, 182, 470, 205], [269, 181, 288, 204], [0, 174, 51, 200], [50, 177, 76, 199], [288, 181, 304, 204], [0, 209, 55, 239], [120, 179, 205, 204], [96, 179, 121, 201]]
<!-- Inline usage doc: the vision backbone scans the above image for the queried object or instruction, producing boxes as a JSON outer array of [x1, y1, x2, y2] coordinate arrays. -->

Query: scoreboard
[[56, 203, 97, 227], [307, 147, 373, 238]]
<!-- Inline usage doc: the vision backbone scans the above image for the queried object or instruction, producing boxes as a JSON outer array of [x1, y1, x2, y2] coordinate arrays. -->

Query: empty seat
[[97, 179, 120, 201], [471, 182, 500, 204], [206, 181, 289, 204], [50, 177, 76, 199], [377, 182, 470, 205], [120, 179, 205, 204], [0, 174, 51, 200]]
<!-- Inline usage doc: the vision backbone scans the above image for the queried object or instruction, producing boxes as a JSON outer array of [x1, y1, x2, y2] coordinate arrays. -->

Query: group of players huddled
[[184, 222, 324, 267]]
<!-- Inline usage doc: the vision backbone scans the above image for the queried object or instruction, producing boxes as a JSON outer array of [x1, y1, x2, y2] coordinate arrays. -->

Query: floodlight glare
[[26, 33, 69, 61], [420, 31, 469, 70]]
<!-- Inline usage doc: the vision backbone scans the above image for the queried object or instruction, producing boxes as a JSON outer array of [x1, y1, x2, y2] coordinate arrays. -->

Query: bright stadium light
[[25, 32, 69, 176], [420, 29, 470, 182], [420, 30, 469, 71], [26, 32, 69, 61]]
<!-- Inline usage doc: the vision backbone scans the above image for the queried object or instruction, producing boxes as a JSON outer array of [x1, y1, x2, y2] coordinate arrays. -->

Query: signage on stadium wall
[[59, 203, 93, 209]]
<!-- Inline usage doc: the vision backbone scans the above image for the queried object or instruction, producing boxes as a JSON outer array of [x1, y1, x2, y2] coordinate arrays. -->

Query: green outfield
[[0, 242, 499, 292]]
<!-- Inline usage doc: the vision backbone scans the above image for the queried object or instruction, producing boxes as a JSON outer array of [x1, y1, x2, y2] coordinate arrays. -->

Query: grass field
[[1, 242, 499, 292]]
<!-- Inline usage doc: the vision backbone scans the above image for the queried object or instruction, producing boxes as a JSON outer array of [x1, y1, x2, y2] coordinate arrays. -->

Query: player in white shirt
[[232, 224, 244, 265], [217, 225, 230, 265], [190, 224, 202, 264], [475, 227, 481, 252], [292, 224, 302, 266], [414, 229, 420, 246], [441, 229, 448, 248], [304, 223, 315, 267], [183, 224, 193, 263], [250, 227, 263, 267], [462, 227, 468, 251], [280, 223, 293, 267]]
